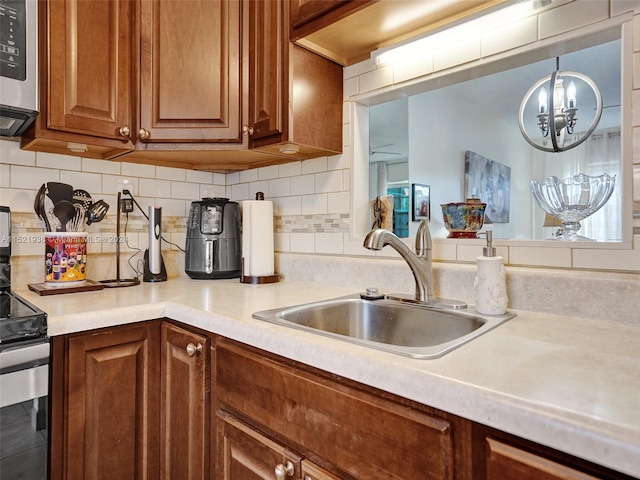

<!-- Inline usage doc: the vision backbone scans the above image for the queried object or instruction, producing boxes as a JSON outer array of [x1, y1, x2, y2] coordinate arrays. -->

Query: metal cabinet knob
[[138, 128, 150, 140], [186, 343, 203, 357], [119, 125, 130, 137], [242, 124, 254, 136], [274, 461, 294, 480]]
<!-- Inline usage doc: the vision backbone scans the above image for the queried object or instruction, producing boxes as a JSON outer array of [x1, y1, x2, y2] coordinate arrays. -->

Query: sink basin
[[253, 295, 515, 359]]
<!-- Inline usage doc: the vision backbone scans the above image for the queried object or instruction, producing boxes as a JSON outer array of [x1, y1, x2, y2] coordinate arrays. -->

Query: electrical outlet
[[121, 198, 134, 213]]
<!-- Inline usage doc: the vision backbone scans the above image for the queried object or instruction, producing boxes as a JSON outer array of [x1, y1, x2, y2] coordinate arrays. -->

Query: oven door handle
[[0, 341, 50, 375]]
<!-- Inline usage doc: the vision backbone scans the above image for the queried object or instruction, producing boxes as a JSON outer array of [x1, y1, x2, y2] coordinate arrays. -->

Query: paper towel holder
[[240, 258, 281, 284], [240, 191, 281, 284]]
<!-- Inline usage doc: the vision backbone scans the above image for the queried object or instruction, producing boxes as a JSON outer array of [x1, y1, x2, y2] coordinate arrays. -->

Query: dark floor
[[0, 400, 47, 480]]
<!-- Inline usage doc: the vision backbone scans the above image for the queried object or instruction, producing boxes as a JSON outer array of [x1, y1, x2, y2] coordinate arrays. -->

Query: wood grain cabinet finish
[[160, 322, 210, 479], [50, 322, 161, 480], [216, 340, 468, 480], [22, 0, 135, 159], [138, 0, 243, 143]]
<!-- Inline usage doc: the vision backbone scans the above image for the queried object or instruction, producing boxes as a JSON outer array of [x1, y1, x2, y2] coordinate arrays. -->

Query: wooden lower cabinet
[[49, 320, 210, 480], [215, 339, 472, 480]]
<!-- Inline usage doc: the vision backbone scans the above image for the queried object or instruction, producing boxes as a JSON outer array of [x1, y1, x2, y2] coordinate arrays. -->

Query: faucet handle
[[415, 219, 432, 256]]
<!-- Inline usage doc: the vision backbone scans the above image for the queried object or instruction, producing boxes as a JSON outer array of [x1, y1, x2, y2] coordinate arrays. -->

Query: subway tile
[[240, 169, 259, 183], [121, 162, 156, 179], [139, 178, 171, 197], [170, 232, 186, 251], [274, 232, 290, 252], [481, 16, 538, 58], [171, 181, 200, 200], [275, 196, 301, 216], [328, 148, 350, 171], [157, 166, 186, 182], [343, 101, 351, 125], [359, 66, 393, 93], [434, 37, 481, 72], [611, 0, 640, 18], [155, 198, 189, 217], [344, 59, 374, 80], [11, 165, 59, 189], [0, 140, 36, 166], [258, 165, 279, 180], [186, 170, 213, 184], [344, 233, 375, 256], [432, 242, 457, 262], [0, 187, 37, 212], [63, 171, 102, 194], [634, 90, 640, 126], [248, 181, 269, 198], [200, 184, 226, 199], [290, 232, 315, 253], [573, 239, 640, 270], [278, 161, 302, 178], [393, 55, 434, 84], [343, 170, 351, 192], [328, 191, 350, 214], [291, 174, 314, 195], [230, 182, 249, 201], [268, 177, 291, 197], [343, 76, 359, 99], [342, 121, 352, 149], [213, 173, 226, 185], [635, 12, 640, 52], [226, 171, 240, 185], [12, 234, 42, 256], [36, 151, 81, 171], [301, 194, 328, 215], [0, 164, 9, 188], [539, 0, 609, 40], [634, 126, 640, 161], [82, 158, 121, 175], [633, 165, 640, 200], [635, 52, 640, 90], [301, 157, 327, 174], [315, 232, 344, 254], [315, 171, 342, 193], [103, 175, 139, 196]]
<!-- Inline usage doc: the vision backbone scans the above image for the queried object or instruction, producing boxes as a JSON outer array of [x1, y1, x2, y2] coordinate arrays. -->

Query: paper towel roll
[[242, 200, 275, 277]]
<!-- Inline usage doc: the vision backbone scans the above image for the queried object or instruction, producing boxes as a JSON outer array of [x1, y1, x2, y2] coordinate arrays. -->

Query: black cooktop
[[0, 290, 47, 349]]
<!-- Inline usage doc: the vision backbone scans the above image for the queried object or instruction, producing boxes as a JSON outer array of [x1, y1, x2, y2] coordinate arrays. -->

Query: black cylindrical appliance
[[185, 198, 241, 279]]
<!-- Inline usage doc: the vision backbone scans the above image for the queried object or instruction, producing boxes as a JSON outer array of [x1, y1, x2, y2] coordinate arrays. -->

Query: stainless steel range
[[0, 206, 49, 480]]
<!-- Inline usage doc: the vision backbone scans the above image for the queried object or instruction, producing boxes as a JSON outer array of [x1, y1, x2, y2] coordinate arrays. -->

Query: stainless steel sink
[[253, 295, 515, 359]]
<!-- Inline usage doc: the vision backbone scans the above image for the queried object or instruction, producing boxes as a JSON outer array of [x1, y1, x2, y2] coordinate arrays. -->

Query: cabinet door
[[301, 460, 342, 480], [216, 413, 302, 480], [62, 322, 161, 480], [248, 0, 287, 143], [160, 322, 210, 480], [138, 0, 242, 143], [485, 438, 600, 480], [47, 0, 133, 142], [290, 0, 346, 29]]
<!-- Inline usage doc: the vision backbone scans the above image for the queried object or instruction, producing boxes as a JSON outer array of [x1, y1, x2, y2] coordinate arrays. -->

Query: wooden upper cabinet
[[290, 0, 350, 29], [160, 322, 210, 480], [138, 0, 243, 143], [21, 0, 135, 159]]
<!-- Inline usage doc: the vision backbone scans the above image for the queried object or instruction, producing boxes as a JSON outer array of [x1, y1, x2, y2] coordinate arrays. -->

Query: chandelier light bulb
[[538, 87, 547, 113], [567, 80, 577, 108]]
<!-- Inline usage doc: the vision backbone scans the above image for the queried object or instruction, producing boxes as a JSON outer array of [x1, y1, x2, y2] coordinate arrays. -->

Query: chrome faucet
[[364, 219, 434, 303]]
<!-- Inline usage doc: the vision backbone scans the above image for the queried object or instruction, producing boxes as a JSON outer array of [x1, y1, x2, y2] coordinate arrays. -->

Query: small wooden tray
[[28, 279, 105, 296]]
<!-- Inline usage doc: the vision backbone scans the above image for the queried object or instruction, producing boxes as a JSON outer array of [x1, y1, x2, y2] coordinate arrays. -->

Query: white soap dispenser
[[474, 230, 508, 315]]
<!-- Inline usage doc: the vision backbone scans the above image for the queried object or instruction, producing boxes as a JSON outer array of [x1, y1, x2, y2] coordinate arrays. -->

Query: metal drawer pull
[[138, 128, 150, 140], [119, 125, 130, 137], [185, 343, 203, 357], [274, 461, 294, 479], [242, 124, 254, 136]]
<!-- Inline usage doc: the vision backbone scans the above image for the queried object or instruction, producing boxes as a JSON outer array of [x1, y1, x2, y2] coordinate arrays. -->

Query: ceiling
[[369, 38, 621, 164]]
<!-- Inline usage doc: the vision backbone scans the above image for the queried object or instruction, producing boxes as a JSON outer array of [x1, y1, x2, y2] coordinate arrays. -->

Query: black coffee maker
[[185, 198, 241, 279]]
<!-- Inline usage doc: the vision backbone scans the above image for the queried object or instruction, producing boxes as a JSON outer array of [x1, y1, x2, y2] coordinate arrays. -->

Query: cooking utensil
[[33, 183, 52, 231], [67, 204, 86, 232], [72, 189, 92, 210], [86, 199, 109, 225], [46, 182, 74, 205], [53, 200, 76, 232]]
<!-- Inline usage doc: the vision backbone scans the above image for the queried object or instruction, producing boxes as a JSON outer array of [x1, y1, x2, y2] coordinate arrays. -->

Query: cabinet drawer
[[216, 341, 455, 480]]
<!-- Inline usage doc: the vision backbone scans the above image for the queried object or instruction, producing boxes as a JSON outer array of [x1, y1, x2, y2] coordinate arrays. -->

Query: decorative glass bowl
[[530, 173, 616, 241], [441, 201, 487, 238]]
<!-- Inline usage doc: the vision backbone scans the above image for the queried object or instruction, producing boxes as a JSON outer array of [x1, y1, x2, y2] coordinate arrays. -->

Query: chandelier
[[518, 58, 603, 152]]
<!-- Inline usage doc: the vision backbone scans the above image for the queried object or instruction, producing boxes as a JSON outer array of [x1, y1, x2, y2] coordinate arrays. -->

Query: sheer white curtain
[[542, 128, 621, 240]]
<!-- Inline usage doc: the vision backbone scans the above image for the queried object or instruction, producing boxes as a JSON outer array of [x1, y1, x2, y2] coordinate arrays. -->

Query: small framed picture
[[412, 183, 430, 221]]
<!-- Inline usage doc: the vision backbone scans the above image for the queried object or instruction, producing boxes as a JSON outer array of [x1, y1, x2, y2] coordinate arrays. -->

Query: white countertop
[[17, 277, 640, 477]]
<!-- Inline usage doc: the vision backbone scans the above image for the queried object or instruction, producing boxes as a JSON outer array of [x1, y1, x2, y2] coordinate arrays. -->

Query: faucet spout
[[363, 220, 434, 303]]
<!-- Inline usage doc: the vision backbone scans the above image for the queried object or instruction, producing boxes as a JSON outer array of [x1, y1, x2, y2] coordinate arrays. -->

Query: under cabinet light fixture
[[371, 0, 541, 67]]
